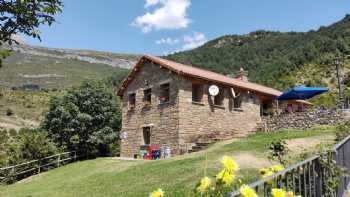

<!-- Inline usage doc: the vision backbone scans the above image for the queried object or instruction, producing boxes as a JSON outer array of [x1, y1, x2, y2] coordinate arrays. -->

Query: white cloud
[[155, 37, 179, 45], [133, 0, 192, 33], [181, 32, 207, 50], [145, 0, 161, 8], [157, 32, 207, 55]]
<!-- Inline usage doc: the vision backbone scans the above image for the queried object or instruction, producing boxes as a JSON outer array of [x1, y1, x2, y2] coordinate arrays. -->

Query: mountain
[[167, 15, 350, 107], [0, 44, 140, 89]]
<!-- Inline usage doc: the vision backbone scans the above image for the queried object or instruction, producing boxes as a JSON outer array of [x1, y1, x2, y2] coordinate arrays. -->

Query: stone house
[[117, 55, 309, 158]]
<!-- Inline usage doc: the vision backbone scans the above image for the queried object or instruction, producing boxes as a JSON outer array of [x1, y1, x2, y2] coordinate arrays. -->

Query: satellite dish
[[209, 85, 219, 96]]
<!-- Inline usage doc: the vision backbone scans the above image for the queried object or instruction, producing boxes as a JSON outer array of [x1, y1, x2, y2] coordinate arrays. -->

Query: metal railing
[[228, 135, 350, 197], [0, 151, 84, 183], [333, 135, 350, 196]]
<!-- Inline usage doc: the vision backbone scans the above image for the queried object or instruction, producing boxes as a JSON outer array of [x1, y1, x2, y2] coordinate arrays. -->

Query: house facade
[[117, 55, 309, 158]]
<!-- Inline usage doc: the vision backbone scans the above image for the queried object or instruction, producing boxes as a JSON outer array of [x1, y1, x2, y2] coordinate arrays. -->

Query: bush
[[41, 80, 121, 157], [267, 139, 289, 165], [5, 128, 58, 165], [0, 129, 10, 166], [335, 120, 350, 142]]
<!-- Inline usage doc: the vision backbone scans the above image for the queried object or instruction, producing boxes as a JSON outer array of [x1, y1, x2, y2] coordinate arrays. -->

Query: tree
[[0, 0, 63, 66], [5, 128, 58, 165], [42, 80, 122, 157]]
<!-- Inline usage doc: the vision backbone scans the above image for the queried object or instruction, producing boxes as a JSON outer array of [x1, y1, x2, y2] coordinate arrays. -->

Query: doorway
[[142, 127, 151, 145]]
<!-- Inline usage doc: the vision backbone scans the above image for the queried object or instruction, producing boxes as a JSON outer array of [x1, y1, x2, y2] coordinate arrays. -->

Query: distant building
[[117, 55, 309, 158]]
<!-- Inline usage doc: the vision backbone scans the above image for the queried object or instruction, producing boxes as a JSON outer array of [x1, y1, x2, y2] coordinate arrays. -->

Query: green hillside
[[0, 128, 335, 197], [0, 45, 137, 129], [167, 15, 350, 107], [0, 45, 138, 90]]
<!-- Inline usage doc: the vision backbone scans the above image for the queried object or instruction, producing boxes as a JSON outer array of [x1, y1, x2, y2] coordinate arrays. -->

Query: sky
[[24, 0, 350, 56]]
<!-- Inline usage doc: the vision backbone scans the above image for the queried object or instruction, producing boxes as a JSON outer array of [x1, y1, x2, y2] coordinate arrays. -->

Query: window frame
[[213, 87, 225, 106], [128, 92, 136, 110], [159, 83, 170, 104], [233, 92, 243, 109], [143, 88, 152, 106], [192, 83, 204, 103]]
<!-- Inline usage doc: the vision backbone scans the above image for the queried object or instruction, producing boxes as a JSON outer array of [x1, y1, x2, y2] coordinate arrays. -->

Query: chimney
[[236, 67, 248, 82]]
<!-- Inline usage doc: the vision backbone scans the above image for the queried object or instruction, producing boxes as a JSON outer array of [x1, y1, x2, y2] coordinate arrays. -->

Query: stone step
[[188, 142, 211, 153]]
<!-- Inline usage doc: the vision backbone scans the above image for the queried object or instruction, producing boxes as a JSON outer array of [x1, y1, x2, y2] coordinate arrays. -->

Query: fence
[[334, 135, 350, 196], [228, 135, 350, 197], [0, 151, 84, 183]]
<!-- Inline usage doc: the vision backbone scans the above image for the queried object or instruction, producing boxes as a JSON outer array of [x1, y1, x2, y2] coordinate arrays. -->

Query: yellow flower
[[197, 176, 211, 193], [286, 191, 301, 197], [149, 188, 164, 197], [259, 168, 270, 176], [221, 156, 239, 173], [272, 188, 286, 197], [216, 169, 235, 186], [261, 169, 273, 178], [271, 165, 284, 173], [239, 185, 258, 197]]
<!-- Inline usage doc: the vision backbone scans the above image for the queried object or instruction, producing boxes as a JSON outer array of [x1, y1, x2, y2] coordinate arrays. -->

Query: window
[[192, 83, 203, 102], [214, 87, 224, 106], [143, 88, 152, 106], [128, 93, 136, 110], [159, 83, 170, 103], [142, 127, 151, 145], [234, 94, 242, 109]]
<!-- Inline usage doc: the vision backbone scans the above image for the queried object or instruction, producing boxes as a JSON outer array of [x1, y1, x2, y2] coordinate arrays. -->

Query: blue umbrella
[[277, 86, 329, 100]]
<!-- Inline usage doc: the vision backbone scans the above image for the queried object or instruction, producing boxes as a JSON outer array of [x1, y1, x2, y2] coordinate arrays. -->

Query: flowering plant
[[149, 188, 164, 197], [147, 157, 301, 197]]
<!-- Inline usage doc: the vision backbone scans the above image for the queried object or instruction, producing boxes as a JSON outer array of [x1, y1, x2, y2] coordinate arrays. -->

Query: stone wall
[[258, 109, 346, 132], [120, 62, 181, 158], [178, 80, 261, 153], [121, 61, 265, 157]]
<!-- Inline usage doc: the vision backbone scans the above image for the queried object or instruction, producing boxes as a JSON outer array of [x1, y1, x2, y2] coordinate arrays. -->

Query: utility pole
[[335, 56, 344, 109]]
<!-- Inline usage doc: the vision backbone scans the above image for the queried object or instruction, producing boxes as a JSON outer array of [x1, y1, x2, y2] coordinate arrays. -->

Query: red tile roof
[[117, 55, 311, 105]]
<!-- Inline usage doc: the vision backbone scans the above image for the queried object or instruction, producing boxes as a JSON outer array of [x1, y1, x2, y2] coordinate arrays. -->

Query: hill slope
[[0, 128, 335, 197], [167, 15, 350, 107], [0, 44, 139, 89]]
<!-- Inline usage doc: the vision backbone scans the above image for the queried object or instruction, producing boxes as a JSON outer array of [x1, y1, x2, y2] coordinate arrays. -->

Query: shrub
[[0, 129, 10, 166], [335, 120, 350, 142], [41, 80, 121, 157], [5, 128, 58, 165], [268, 139, 289, 165]]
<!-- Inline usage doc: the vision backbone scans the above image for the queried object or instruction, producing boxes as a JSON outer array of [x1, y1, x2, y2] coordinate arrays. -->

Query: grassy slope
[[0, 52, 129, 90], [0, 127, 336, 197], [0, 48, 133, 128], [0, 88, 59, 128]]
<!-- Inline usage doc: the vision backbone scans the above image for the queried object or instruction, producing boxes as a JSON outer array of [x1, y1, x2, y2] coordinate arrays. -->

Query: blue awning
[[277, 86, 329, 100]]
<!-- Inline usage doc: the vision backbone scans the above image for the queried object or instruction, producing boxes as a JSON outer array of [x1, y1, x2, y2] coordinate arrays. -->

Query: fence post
[[57, 154, 61, 168], [74, 151, 77, 162], [38, 159, 41, 174], [315, 158, 323, 197]]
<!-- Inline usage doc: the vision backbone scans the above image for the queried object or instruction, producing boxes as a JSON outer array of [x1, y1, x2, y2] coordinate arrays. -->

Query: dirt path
[[286, 135, 334, 154]]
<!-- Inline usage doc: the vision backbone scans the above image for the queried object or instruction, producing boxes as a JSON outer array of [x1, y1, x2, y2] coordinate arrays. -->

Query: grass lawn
[[0, 126, 336, 197]]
